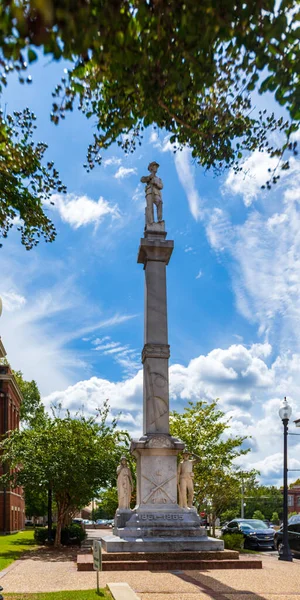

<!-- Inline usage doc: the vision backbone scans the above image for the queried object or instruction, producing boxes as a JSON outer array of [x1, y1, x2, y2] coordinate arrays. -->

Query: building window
[[288, 495, 294, 506], [297, 497, 300, 506]]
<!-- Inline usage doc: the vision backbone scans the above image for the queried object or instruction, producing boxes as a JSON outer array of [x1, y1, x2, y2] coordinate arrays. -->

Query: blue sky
[[1, 57, 300, 486]]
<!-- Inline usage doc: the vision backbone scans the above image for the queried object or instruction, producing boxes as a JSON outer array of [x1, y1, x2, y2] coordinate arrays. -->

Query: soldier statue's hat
[[148, 161, 160, 171]]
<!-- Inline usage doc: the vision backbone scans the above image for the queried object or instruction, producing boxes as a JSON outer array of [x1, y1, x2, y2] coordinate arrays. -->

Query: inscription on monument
[[140, 514, 184, 520]]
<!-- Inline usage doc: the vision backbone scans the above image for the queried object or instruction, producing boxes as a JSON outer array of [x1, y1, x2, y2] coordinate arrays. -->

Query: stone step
[[102, 549, 239, 561], [77, 553, 262, 572]]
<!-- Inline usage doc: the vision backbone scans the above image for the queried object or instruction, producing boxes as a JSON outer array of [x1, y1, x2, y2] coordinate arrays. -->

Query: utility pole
[[241, 480, 245, 518]]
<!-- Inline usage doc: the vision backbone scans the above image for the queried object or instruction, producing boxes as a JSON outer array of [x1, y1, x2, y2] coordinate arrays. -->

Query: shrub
[[34, 524, 86, 546], [271, 511, 280, 525], [61, 524, 86, 545], [220, 533, 244, 551], [34, 527, 50, 545], [252, 510, 265, 521]]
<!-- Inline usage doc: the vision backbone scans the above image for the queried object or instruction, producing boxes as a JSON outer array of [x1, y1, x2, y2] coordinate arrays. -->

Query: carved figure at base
[[117, 456, 133, 509], [177, 450, 200, 509], [141, 161, 163, 225]]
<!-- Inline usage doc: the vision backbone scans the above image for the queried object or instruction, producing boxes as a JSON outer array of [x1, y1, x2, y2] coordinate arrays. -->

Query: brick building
[[288, 482, 300, 515], [0, 337, 25, 533]]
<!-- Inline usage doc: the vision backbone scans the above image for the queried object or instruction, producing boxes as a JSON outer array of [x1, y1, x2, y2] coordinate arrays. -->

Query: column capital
[[137, 238, 174, 266], [142, 343, 170, 363]]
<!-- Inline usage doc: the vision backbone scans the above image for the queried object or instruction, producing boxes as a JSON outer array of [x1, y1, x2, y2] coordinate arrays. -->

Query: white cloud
[[224, 150, 300, 207], [50, 193, 119, 229], [1, 291, 26, 312], [60, 314, 137, 345], [206, 155, 300, 350], [174, 149, 203, 221], [149, 131, 160, 146], [185, 247, 193, 253], [42, 341, 300, 484], [224, 150, 277, 206], [93, 336, 140, 377], [195, 270, 203, 280], [43, 370, 143, 428], [0, 251, 138, 396], [114, 167, 137, 179], [103, 157, 122, 167]]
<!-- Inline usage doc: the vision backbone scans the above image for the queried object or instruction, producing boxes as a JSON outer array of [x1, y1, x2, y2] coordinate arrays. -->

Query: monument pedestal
[[102, 435, 223, 553]]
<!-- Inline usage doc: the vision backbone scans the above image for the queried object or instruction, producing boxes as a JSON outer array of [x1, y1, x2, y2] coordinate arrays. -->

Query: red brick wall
[[0, 366, 25, 533]]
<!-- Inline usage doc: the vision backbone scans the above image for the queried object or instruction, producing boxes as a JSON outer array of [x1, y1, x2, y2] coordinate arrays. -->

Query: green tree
[[220, 508, 239, 525], [94, 488, 119, 520], [170, 400, 256, 534], [271, 511, 280, 525], [0, 404, 128, 546], [24, 487, 48, 522], [0, 1, 299, 245], [0, 108, 65, 249], [252, 509, 265, 521], [13, 370, 45, 427], [244, 485, 283, 520]]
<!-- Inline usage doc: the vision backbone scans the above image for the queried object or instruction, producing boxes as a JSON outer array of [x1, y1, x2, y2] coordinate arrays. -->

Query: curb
[[107, 582, 140, 600]]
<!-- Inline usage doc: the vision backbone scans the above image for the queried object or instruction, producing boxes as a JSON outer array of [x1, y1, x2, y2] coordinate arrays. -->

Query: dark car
[[222, 519, 275, 550], [274, 514, 300, 556]]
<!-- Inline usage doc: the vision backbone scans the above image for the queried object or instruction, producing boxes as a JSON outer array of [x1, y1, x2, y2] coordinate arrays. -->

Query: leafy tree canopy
[[170, 399, 257, 532], [0, 107, 65, 249], [93, 487, 119, 520], [243, 484, 283, 520], [1, 0, 299, 178], [13, 369, 46, 426], [0, 403, 129, 545], [24, 487, 48, 520]]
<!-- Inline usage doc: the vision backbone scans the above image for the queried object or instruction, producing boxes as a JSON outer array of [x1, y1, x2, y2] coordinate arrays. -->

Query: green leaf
[[28, 48, 38, 63]]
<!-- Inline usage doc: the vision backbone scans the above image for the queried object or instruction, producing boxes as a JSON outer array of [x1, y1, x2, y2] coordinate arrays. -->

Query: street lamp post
[[278, 397, 293, 562]]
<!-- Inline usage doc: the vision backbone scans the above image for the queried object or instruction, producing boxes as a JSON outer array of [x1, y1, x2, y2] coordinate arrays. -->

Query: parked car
[[221, 521, 229, 534], [82, 519, 95, 525], [222, 519, 275, 550], [274, 514, 300, 556], [96, 519, 109, 525], [105, 519, 114, 527]]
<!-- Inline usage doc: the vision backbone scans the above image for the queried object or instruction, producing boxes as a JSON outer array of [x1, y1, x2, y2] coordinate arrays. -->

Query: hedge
[[34, 523, 86, 545], [220, 533, 244, 551]]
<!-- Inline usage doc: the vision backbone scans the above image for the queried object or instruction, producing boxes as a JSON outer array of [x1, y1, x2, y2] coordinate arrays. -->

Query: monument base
[[100, 534, 223, 553], [103, 505, 224, 553]]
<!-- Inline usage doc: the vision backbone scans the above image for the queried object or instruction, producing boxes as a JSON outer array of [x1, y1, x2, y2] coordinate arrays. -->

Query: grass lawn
[[0, 530, 37, 571], [6, 591, 111, 599]]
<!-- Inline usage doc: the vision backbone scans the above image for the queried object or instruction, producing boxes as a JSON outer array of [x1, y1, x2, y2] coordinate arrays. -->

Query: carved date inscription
[[140, 514, 184, 521]]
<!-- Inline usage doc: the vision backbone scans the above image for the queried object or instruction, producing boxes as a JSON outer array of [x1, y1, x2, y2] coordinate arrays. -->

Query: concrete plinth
[[109, 504, 224, 553], [101, 534, 224, 553]]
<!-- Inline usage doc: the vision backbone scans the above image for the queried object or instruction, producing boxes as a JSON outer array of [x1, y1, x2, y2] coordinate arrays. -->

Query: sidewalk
[[0, 547, 299, 599]]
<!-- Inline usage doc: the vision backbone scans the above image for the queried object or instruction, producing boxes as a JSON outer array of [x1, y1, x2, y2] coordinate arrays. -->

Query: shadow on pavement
[[175, 571, 268, 600], [18, 547, 78, 562]]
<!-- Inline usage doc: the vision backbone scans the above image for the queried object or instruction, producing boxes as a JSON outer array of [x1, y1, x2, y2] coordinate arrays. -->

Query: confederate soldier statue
[[141, 161, 163, 225], [177, 449, 200, 509], [117, 457, 133, 510]]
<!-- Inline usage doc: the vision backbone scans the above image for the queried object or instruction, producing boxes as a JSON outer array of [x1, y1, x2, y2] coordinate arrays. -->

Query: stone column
[[130, 221, 185, 511], [139, 225, 173, 435]]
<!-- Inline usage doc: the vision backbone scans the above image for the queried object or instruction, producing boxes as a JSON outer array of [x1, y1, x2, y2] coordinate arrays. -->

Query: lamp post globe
[[279, 399, 292, 421], [279, 397, 293, 562]]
